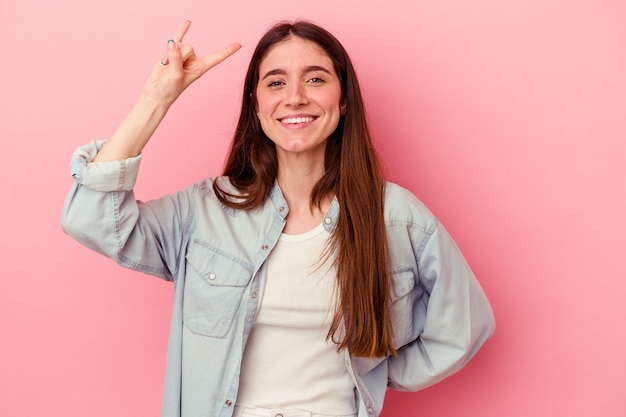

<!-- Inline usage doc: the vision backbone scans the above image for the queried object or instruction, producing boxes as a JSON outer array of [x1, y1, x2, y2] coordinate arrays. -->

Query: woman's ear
[[340, 101, 347, 115]]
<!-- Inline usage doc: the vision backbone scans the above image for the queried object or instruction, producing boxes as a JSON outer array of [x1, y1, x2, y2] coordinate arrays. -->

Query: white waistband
[[233, 406, 357, 417]]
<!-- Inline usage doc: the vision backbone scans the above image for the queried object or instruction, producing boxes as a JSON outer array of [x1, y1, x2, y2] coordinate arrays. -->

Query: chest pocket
[[183, 241, 254, 338], [389, 267, 421, 348]]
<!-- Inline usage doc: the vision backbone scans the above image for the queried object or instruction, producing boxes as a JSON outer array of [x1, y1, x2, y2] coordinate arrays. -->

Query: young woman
[[62, 20, 495, 417]]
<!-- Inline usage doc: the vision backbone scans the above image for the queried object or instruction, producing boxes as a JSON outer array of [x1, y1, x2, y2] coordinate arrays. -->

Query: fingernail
[[167, 39, 175, 49], [160, 57, 169, 65]]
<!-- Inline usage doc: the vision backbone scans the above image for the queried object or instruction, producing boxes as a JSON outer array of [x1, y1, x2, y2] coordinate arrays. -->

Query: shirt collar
[[269, 181, 339, 231]]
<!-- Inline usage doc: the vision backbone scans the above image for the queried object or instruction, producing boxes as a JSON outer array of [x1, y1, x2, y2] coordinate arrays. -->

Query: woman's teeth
[[281, 116, 315, 124]]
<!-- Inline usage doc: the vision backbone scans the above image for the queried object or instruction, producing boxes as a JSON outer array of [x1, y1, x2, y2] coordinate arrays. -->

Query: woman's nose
[[285, 83, 308, 107]]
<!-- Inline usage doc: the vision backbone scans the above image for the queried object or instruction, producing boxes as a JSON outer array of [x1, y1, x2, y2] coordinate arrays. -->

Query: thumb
[[162, 40, 184, 77]]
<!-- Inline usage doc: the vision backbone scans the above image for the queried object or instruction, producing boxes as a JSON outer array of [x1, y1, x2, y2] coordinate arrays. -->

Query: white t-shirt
[[236, 223, 356, 414]]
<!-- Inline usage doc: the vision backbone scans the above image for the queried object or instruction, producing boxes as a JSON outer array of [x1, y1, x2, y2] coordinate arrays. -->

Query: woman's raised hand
[[142, 20, 241, 107], [93, 21, 240, 162]]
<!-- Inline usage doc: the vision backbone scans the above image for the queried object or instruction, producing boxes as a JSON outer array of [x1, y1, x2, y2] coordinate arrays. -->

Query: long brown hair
[[213, 21, 396, 357]]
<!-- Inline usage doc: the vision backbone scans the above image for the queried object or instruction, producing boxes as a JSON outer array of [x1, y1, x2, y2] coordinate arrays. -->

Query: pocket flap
[[390, 267, 415, 302], [185, 240, 253, 288]]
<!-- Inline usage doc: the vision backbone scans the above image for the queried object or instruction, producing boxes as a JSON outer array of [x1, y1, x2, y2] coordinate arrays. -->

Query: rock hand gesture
[[94, 21, 241, 162]]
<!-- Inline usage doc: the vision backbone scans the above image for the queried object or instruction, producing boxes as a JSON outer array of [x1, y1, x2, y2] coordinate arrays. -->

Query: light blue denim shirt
[[62, 140, 495, 417]]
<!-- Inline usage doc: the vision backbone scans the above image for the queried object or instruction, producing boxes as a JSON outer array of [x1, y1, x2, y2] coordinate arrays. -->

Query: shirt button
[[276, 414, 284, 417], [251, 292, 257, 299], [208, 272, 216, 280], [279, 206, 285, 212], [368, 408, 373, 414], [324, 217, 332, 224], [225, 400, 232, 406], [261, 244, 269, 250]]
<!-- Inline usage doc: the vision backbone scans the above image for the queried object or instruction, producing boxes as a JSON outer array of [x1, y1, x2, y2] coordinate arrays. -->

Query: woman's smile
[[278, 114, 318, 128]]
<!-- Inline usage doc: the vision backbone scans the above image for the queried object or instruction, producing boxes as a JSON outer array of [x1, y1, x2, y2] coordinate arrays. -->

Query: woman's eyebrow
[[261, 65, 332, 80], [304, 65, 332, 75]]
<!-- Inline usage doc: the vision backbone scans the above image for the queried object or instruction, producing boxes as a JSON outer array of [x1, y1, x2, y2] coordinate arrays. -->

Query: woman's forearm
[[93, 94, 169, 162]]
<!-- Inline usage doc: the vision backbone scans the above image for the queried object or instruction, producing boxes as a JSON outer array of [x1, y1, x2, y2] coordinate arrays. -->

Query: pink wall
[[1, 0, 625, 416]]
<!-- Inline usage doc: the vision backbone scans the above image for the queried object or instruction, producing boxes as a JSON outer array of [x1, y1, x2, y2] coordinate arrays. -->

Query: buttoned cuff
[[69, 140, 141, 191]]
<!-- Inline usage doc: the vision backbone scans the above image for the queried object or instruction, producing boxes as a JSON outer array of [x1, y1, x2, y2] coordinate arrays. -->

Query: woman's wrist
[[135, 92, 171, 118]]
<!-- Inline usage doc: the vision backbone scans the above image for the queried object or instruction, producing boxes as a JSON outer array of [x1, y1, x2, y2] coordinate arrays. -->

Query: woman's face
[[255, 36, 344, 159]]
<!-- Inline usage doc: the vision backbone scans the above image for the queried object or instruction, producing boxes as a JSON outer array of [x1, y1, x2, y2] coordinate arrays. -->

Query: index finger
[[172, 20, 192, 43]]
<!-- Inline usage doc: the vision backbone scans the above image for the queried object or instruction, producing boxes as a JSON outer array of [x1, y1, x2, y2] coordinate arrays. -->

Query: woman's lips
[[279, 115, 317, 126]]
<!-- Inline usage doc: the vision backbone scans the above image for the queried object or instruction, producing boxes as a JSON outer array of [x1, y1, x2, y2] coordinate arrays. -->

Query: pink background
[[1, 0, 625, 416]]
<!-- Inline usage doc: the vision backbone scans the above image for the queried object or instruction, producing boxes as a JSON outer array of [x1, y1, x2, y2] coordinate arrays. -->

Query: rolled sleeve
[[70, 140, 141, 191], [62, 140, 190, 282]]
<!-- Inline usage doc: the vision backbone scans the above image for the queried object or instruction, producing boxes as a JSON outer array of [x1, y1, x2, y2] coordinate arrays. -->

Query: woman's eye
[[308, 77, 324, 84], [268, 81, 284, 87]]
